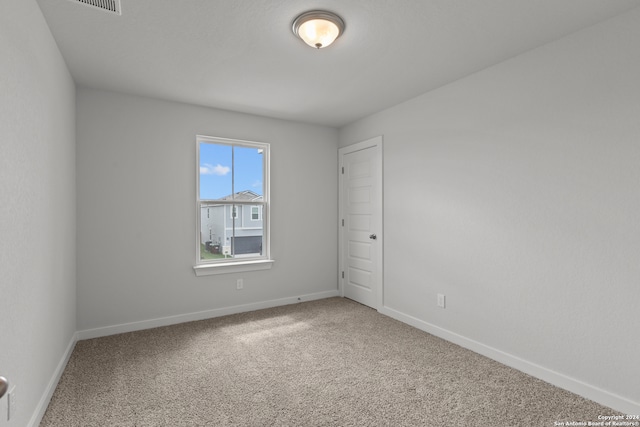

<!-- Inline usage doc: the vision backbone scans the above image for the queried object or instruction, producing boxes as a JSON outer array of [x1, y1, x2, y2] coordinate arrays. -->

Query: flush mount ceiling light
[[292, 10, 345, 49]]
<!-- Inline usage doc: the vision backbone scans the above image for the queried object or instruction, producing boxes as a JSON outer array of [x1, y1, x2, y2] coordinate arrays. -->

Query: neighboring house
[[200, 190, 264, 256]]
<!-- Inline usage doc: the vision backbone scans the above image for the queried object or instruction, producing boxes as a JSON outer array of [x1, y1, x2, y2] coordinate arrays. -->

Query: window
[[251, 206, 261, 221], [195, 135, 271, 275]]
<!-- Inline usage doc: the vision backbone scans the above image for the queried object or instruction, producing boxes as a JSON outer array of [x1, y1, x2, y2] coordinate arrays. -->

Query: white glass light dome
[[292, 11, 345, 49]]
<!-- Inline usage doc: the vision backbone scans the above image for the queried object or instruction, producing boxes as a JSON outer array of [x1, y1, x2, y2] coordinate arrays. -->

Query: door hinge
[[341, 166, 344, 174], [341, 219, 344, 226], [341, 271, 344, 278]]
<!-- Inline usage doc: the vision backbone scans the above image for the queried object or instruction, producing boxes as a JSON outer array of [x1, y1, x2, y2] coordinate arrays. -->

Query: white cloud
[[252, 180, 262, 188], [200, 163, 230, 176]]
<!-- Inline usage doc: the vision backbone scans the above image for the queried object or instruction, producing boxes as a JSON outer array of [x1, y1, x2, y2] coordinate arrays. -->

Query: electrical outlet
[[7, 385, 15, 421], [437, 294, 446, 309], [236, 279, 243, 290]]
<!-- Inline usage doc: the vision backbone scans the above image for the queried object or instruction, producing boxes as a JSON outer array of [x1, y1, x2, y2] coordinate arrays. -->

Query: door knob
[[369, 234, 377, 240], [0, 377, 8, 399]]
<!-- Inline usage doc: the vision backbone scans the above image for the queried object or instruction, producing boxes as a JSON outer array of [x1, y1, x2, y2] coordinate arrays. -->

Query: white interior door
[[339, 136, 382, 309]]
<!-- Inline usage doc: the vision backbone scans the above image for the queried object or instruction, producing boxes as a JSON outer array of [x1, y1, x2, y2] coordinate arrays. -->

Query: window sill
[[193, 259, 274, 276]]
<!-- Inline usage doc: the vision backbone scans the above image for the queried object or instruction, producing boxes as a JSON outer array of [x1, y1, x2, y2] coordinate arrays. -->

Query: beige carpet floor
[[40, 297, 619, 426]]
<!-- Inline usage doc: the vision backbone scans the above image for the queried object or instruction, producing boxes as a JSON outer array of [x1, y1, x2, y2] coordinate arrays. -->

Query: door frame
[[338, 135, 383, 310]]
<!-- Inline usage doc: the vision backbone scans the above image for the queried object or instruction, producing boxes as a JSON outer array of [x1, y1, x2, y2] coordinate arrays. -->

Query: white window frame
[[194, 135, 273, 276], [251, 206, 261, 221]]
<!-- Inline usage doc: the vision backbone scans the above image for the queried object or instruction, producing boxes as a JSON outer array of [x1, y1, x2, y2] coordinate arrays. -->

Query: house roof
[[219, 190, 263, 202]]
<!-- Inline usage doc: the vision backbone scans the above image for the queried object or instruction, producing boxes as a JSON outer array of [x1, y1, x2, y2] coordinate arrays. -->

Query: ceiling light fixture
[[292, 10, 345, 49]]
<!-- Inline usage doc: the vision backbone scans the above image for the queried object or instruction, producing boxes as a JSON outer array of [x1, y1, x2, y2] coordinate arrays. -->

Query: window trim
[[194, 135, 271, 274], [194, 259, 274, 276], [251, 205, 261, 221]]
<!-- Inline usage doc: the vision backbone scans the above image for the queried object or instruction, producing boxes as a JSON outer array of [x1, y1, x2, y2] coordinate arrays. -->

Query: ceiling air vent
[[70, 0, 121, 15]]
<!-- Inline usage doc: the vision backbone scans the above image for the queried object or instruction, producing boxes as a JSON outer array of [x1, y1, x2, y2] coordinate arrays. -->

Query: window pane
[[234, 146, 264, 197], [199, 142, 232, 200], [199, 202, 263, 260], [199, 203, 227, 260]]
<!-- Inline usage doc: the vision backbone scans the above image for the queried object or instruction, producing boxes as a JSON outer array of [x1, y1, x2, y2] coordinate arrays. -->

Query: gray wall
[[0, 0, 77, 425], [76, 88, 338, 331], [339, 8, 640, 410]]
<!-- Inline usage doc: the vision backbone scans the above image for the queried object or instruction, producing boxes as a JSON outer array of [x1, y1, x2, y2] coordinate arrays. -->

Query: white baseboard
[[379, 305, 640, 415], [77, 290, 340, 340], [28, 332, 78, 427]]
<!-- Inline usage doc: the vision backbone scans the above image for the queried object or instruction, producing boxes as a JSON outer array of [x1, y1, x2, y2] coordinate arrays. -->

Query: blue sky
[[199, 142, 264, 199]]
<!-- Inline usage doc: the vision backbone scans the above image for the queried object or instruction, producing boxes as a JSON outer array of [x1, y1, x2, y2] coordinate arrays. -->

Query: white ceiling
[[37, 0, 640, 128]]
